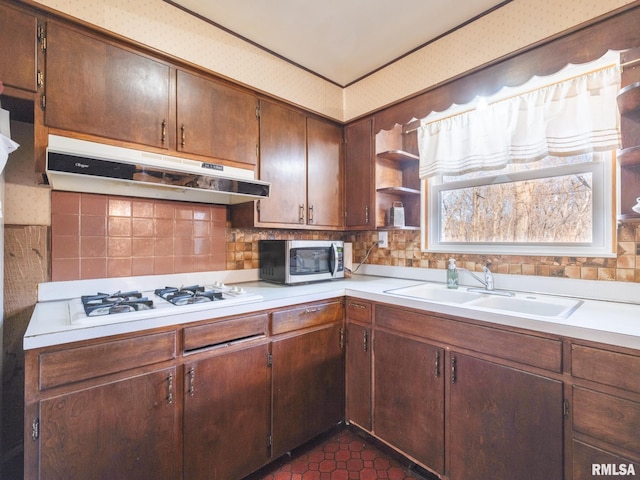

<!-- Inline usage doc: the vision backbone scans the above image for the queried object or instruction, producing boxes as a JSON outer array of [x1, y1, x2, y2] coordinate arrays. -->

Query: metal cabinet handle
[[365, 206, 369, 224], [161, 119, 167, 144], [451, 356, 457, 384], [299, 204, 305, 223], [435, 351, 441, 378], [348, 302, 366, 310], [309, 205, 314, 223], [181, 124, 186, 147], [363, 330, 368, 352], [167, 373, 174, 404], [188, 367, 195, 397], [304, 307, 321, 314]]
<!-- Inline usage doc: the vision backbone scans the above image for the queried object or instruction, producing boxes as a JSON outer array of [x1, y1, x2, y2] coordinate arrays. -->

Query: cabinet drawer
[[346, 298, 372, 324], [572, 344, 640, 394], [183, 314, 268, 351], [376, 305, 562, 372], [272, 300, 343, 335], [573, 386, 640, 452], [39, 331, 176, 390], [572, 440, 640, 479]]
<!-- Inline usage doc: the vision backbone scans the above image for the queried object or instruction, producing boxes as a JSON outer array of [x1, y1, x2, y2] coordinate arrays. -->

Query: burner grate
[[81, 291, 154, 317], [154, 285, 224, 305]]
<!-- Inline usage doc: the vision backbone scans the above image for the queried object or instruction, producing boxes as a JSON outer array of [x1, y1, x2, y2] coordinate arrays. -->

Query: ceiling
[[167, 0, 509, 86]]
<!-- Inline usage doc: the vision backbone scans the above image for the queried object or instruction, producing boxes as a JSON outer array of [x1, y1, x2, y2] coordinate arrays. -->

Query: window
[[418, 55, 620, 257]]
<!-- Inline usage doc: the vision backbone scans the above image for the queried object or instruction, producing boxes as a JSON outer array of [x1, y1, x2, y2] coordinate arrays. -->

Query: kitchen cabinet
[[182, 314, 271, 480], [176, 70, 259, 166], [374, 125, 421, 230], [617, 48, 640, 222], [374, 330, 444, 471], [24, 330, 179, 480], [306, 117, 343, 227], [44, 21, 172, 149], [349, 302, 565, 479], [270, 300, 345, 458], [344, 117, 374, 228], [231, 101, 343, 229], [0, 3, 40, 93], [345, 299, 372, 431], [569, 343, 640, 478], [447, 352, 563, 480]]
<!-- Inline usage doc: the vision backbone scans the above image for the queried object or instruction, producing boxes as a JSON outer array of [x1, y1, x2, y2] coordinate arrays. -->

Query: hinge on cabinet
[[32, 418, 39, 440], [37, 24, 47, 52], [37, 70, 44, 89], [339, 327, 345, 349], [563, 399, 570, 417], [40, 94, 46, 111], [267, 352, 273, 367], [255, 106, 261, 119], [267, 434, 272, 448]]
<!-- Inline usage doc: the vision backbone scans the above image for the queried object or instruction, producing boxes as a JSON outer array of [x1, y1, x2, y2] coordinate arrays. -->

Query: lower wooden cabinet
[[374, 330, 444, 472], [447, 353, 563, 480], [271, 301, 345, 458], [569, 343, 640, 478], [183, 341, 271, 480], [39, 367, 180, 480]]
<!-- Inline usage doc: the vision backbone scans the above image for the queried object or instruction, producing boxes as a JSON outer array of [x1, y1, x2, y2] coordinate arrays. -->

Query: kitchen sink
[[384, 283, 583, 320]]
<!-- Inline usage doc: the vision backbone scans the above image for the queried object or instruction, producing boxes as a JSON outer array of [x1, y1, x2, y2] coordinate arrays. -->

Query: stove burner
[[154, 285, 224, 306], [81, 291, 154, 317]]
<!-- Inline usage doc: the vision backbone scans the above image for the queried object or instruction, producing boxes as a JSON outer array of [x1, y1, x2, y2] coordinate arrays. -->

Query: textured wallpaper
[[32, 0, 635, 121]]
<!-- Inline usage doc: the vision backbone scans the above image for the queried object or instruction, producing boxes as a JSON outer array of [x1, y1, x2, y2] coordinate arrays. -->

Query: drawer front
[[272, 300, 343, 335], [183, 314, 268, 351], [39, 331, 176, 390], [572, 440, 640, 479], [376, 304, 562, 372], [572, 344, 640, 394], [573, 386, 640, 452], [346, 298, 372, 324]]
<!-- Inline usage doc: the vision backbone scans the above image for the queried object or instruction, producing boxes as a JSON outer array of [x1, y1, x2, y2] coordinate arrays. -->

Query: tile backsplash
[[51, 192, 227, 281], [52, 192, 640, 283]]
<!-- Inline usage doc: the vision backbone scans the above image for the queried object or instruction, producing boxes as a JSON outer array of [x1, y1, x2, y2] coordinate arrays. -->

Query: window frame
[[421, 152, 617, 257]]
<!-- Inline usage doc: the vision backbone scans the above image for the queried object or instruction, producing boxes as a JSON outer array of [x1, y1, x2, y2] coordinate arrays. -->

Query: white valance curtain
[[417, 64, 621, 179]]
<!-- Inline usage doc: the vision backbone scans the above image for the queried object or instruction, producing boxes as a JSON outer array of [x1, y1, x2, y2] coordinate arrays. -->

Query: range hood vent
[[45, 135, 270, 205]]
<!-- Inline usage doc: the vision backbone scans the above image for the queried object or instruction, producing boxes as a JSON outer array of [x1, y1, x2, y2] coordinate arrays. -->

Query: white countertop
[[24, 267, 640, 351]]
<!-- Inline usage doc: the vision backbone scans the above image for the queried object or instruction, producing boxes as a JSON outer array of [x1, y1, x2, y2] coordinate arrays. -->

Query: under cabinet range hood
[[45, 135, 270, 205]]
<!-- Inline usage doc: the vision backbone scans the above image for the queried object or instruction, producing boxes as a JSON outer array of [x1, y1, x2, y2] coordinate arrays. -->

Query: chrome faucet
[[462, 266, 494, 291], [461, 265, 513, 296]]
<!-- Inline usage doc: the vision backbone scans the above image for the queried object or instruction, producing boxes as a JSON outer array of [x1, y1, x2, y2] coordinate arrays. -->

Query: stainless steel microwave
[[258, 240, 344, 285]]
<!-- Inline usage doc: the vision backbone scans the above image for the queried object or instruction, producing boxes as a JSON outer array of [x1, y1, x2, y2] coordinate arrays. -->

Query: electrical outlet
[[378, 231, 388, 248]]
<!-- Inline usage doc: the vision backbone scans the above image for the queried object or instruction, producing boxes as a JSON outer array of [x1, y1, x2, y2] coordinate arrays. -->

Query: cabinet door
[[344, 118, 374, 228], [0, 4, 38, 92], [448, 353, 563, 480], [271, 322, 344, 458], [45, 21, 170, 148], [307, 117, 343, 227], [183, 342, 271, 480], [176, 70, 258, 165], [345, 322, 372, 430], [258, 100, 307, 225], [374, 330, 444, 473], [39, 368, 179, 480]]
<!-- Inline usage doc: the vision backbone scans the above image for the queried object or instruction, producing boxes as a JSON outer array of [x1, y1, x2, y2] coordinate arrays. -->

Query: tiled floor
[[245, 427, 435, 480]]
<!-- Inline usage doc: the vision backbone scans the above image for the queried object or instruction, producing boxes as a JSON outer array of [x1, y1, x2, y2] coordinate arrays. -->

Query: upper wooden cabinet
[[344, 118, 374, 229], [231, 101, 343, 229], [0, 3, 40, 93], [176, 70, 259, 166], [306, 117, 343, 227], [257, 99, 307, 225], [45, 21, 172, 149]]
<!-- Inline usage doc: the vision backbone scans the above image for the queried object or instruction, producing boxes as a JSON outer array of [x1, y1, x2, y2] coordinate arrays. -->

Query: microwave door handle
[[330, 244, 338, 277]]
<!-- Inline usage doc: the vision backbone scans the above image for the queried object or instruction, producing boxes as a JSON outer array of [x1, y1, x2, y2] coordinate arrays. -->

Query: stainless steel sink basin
[[384, 283, 583, 320]]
